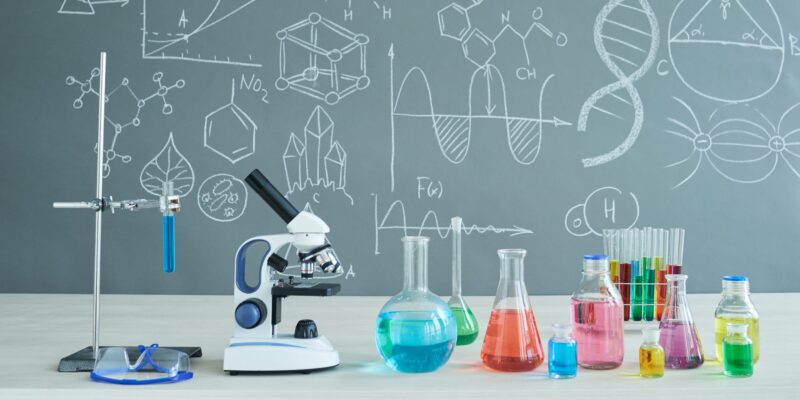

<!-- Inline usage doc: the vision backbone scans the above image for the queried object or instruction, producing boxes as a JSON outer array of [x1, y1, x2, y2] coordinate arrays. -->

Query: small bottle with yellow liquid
[[639, 326, 664, 378], [714, 276, 759, 363]]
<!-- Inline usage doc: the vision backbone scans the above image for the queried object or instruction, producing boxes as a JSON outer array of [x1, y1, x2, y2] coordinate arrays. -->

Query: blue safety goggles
[[90, 344, 193, 385]]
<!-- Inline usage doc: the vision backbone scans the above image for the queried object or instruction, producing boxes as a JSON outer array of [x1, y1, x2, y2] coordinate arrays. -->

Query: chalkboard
[[3, 0, 799, 295]]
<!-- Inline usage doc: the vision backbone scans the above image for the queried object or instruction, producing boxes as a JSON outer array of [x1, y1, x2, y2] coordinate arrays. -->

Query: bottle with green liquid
[[447, 217, 479, 345], [714, 276, 759, 363], [723, 323, 753, 377]]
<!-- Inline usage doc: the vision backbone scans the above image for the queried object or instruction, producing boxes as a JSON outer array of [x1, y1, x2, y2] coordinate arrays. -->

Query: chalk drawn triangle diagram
[[142, 0, 261, 67], [393, 66, 550, 165], [672, 0, 780, 50], [59, 0, 95, 15]]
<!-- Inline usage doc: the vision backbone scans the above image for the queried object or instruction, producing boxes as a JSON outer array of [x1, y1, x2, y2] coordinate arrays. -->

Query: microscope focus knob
[[294, 319, 318, 339], [235, 299, 266, 329]]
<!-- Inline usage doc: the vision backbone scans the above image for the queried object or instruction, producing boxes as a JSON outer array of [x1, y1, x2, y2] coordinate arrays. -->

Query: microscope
[[224, 169, 343, 374]]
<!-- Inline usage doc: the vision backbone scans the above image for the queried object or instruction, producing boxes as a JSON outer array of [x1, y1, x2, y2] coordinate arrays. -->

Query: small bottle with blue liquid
[[548, 323, 577, 379]]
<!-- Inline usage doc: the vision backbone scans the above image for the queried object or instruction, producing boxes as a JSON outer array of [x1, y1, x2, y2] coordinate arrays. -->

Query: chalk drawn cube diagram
[[275, 12, 370, 105], [437, 3, 470, 41], [204, 79, 257, 164]]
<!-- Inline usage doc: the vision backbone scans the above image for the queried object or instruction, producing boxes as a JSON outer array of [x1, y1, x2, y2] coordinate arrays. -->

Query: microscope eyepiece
[[245, 169, 299, 224]]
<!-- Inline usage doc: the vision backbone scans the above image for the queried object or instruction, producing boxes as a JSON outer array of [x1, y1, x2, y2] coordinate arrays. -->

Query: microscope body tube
[[245, 169, 299, 224]]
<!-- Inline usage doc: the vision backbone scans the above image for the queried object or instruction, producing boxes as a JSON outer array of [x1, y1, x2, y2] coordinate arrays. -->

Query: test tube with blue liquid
[[162, 181, 176, 273]]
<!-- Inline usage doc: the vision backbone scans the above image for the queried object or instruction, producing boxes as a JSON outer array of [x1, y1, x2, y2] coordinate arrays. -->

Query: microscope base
[[224, 334, 339, 373]]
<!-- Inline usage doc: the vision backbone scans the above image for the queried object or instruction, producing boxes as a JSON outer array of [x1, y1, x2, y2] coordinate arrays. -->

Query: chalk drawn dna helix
[[577, 0, 659, 168]]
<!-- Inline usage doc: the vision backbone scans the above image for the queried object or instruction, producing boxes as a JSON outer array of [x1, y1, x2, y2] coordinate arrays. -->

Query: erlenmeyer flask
[[659, 274, 704, 369], [480, 249, 543, 372], [447, 217, 479, 345], [375, 236, 457, 373]]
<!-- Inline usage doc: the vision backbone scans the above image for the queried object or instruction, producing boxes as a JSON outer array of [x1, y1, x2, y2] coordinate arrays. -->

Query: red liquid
[[619, 263, 631, 321], [480, 309, 543, 372], [656, 270, 667, 320], [667, 264, 682, 275]]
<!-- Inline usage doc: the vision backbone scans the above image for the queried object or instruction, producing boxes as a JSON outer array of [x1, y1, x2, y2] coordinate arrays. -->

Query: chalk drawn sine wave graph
[[577, 0, 659, 168], [389, 49, 570, 170]]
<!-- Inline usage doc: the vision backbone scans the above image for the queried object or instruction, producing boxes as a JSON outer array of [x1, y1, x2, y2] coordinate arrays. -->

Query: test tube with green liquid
[[631, 228, 644, 321]]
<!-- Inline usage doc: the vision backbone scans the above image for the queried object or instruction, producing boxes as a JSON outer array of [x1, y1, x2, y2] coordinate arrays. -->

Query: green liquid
[[632, 275, 644, 321], [644, 268, 655, 321], [723, 341, 753, 377], [451, 307, 479, 345]]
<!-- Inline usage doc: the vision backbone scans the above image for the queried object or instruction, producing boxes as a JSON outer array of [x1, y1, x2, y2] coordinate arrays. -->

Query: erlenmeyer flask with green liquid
[[448, 217, 479, 345]]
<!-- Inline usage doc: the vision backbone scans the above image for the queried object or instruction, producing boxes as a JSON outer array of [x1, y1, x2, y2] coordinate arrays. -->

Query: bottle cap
[[723, 275, 748, 281], [642, 326, 660, 343], [726, 322, 748, 336], [552, 323, 572, 338], [582, 254, 609, 272]]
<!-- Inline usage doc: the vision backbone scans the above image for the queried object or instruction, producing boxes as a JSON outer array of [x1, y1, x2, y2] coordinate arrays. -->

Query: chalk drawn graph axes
[[372, 194, 532, 255], [388, 44, 571, 191], [141, 0, 262, 67]]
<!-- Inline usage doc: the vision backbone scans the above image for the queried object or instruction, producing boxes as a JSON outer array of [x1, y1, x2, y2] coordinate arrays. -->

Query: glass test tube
[[668, 228, 685, 275], [604, 229, 620, 284], [619, 229, 631, 321], [643, 227, 655, 321], [656, 229, 669, 320], [631, 228, 644, 321]]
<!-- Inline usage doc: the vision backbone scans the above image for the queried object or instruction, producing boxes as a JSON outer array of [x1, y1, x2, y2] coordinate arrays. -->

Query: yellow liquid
[[639, 345, 664, 378], [715, 316, 759, 363], [610, 260, 619, 282]]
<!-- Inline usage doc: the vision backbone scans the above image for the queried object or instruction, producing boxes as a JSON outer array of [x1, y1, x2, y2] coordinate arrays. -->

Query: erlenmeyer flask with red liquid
[[480, 249, 543, 372]]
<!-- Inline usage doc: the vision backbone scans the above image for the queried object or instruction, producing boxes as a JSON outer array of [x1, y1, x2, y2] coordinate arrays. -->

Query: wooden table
[[0, 293, 795, 399]]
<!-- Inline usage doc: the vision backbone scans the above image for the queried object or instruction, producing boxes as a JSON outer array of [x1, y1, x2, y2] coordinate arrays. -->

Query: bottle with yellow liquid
[[639, 326, 664, 378], [714, 276, 759, 363]]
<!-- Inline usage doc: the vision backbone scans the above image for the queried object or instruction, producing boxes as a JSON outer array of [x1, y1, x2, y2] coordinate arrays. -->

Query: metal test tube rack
[[53, 53, 200, 372]]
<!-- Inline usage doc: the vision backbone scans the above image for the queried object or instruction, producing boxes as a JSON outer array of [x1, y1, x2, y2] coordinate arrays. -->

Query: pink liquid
[[570, 299, 624, 369], [659, 320, 704, 369]]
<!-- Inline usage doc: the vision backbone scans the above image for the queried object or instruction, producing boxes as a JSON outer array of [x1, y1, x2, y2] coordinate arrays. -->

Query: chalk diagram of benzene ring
[[668, 0, 784, 103]]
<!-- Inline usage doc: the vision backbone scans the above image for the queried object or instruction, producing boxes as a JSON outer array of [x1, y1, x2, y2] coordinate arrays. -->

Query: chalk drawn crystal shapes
[[197, 173, 248, 222], [438, 3, 471, 41], [140, 133, 195, 197], [204, 79, 257, 164], [668, 0, 784, 103], [275, 12, 370, 105], [283, 106, 351, 203]]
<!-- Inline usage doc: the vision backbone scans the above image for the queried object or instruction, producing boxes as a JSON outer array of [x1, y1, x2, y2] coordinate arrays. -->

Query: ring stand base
[[58, 346, 202, 372]]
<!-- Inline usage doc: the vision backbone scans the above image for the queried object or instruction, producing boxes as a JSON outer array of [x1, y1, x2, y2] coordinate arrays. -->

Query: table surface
[[0, 293, 796, 399]]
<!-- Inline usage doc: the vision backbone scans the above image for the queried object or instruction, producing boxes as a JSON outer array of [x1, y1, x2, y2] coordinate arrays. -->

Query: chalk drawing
[[139, 133, 195, 197], [577, 0, 659, 168], [373, 194, 533, 255], [388, 45, 571, 191], [204, 79, 257, 164], [142, 0, 261, 67], [275, 12, 369, 105], [666, 97, 800, 187], [438, 2, 567, 74], [283, 106, 352, 204], [340, 0, 392, 21], [668, 0, 784, 103], [565, 186, 640, 237], [197, 173, 248, 222], [66, 68, 185, 177], [58, 0, 128, 15]]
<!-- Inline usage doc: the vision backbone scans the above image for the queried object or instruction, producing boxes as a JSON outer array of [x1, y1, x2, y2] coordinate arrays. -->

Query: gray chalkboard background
[[2, 0, 799, 295]]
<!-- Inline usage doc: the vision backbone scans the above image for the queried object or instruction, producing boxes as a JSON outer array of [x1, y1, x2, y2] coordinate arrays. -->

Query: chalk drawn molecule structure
[[437, 2, 567, 71], [564, 186, 640, 237], [66, 68, 185, 177], [197, 173, 248, 222], [666, 97, 800, 187], [275, 12, 370, 105], [283, 105, 351, 204], [204, 79, 257, 164]]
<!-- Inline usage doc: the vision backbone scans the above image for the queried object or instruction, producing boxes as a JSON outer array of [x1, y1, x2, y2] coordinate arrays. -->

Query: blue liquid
[[376, 311, 456, 373], [162, 215, 175, 273], [548, 339, 577, 379]]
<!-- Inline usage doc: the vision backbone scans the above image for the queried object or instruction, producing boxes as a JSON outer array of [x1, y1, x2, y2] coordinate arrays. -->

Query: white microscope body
[[223, 170, 342, 374]]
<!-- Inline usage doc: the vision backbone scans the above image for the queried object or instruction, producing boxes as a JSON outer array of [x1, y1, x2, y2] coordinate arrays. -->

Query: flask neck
[[499, 250, 526, 283], [403, 237, 429, 292], [451, 217, 462, 297]]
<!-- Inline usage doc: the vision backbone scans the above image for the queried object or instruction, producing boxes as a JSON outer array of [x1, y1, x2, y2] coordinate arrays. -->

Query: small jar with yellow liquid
[[714, 276, 759, 363], [639, 326, 664, 378]]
